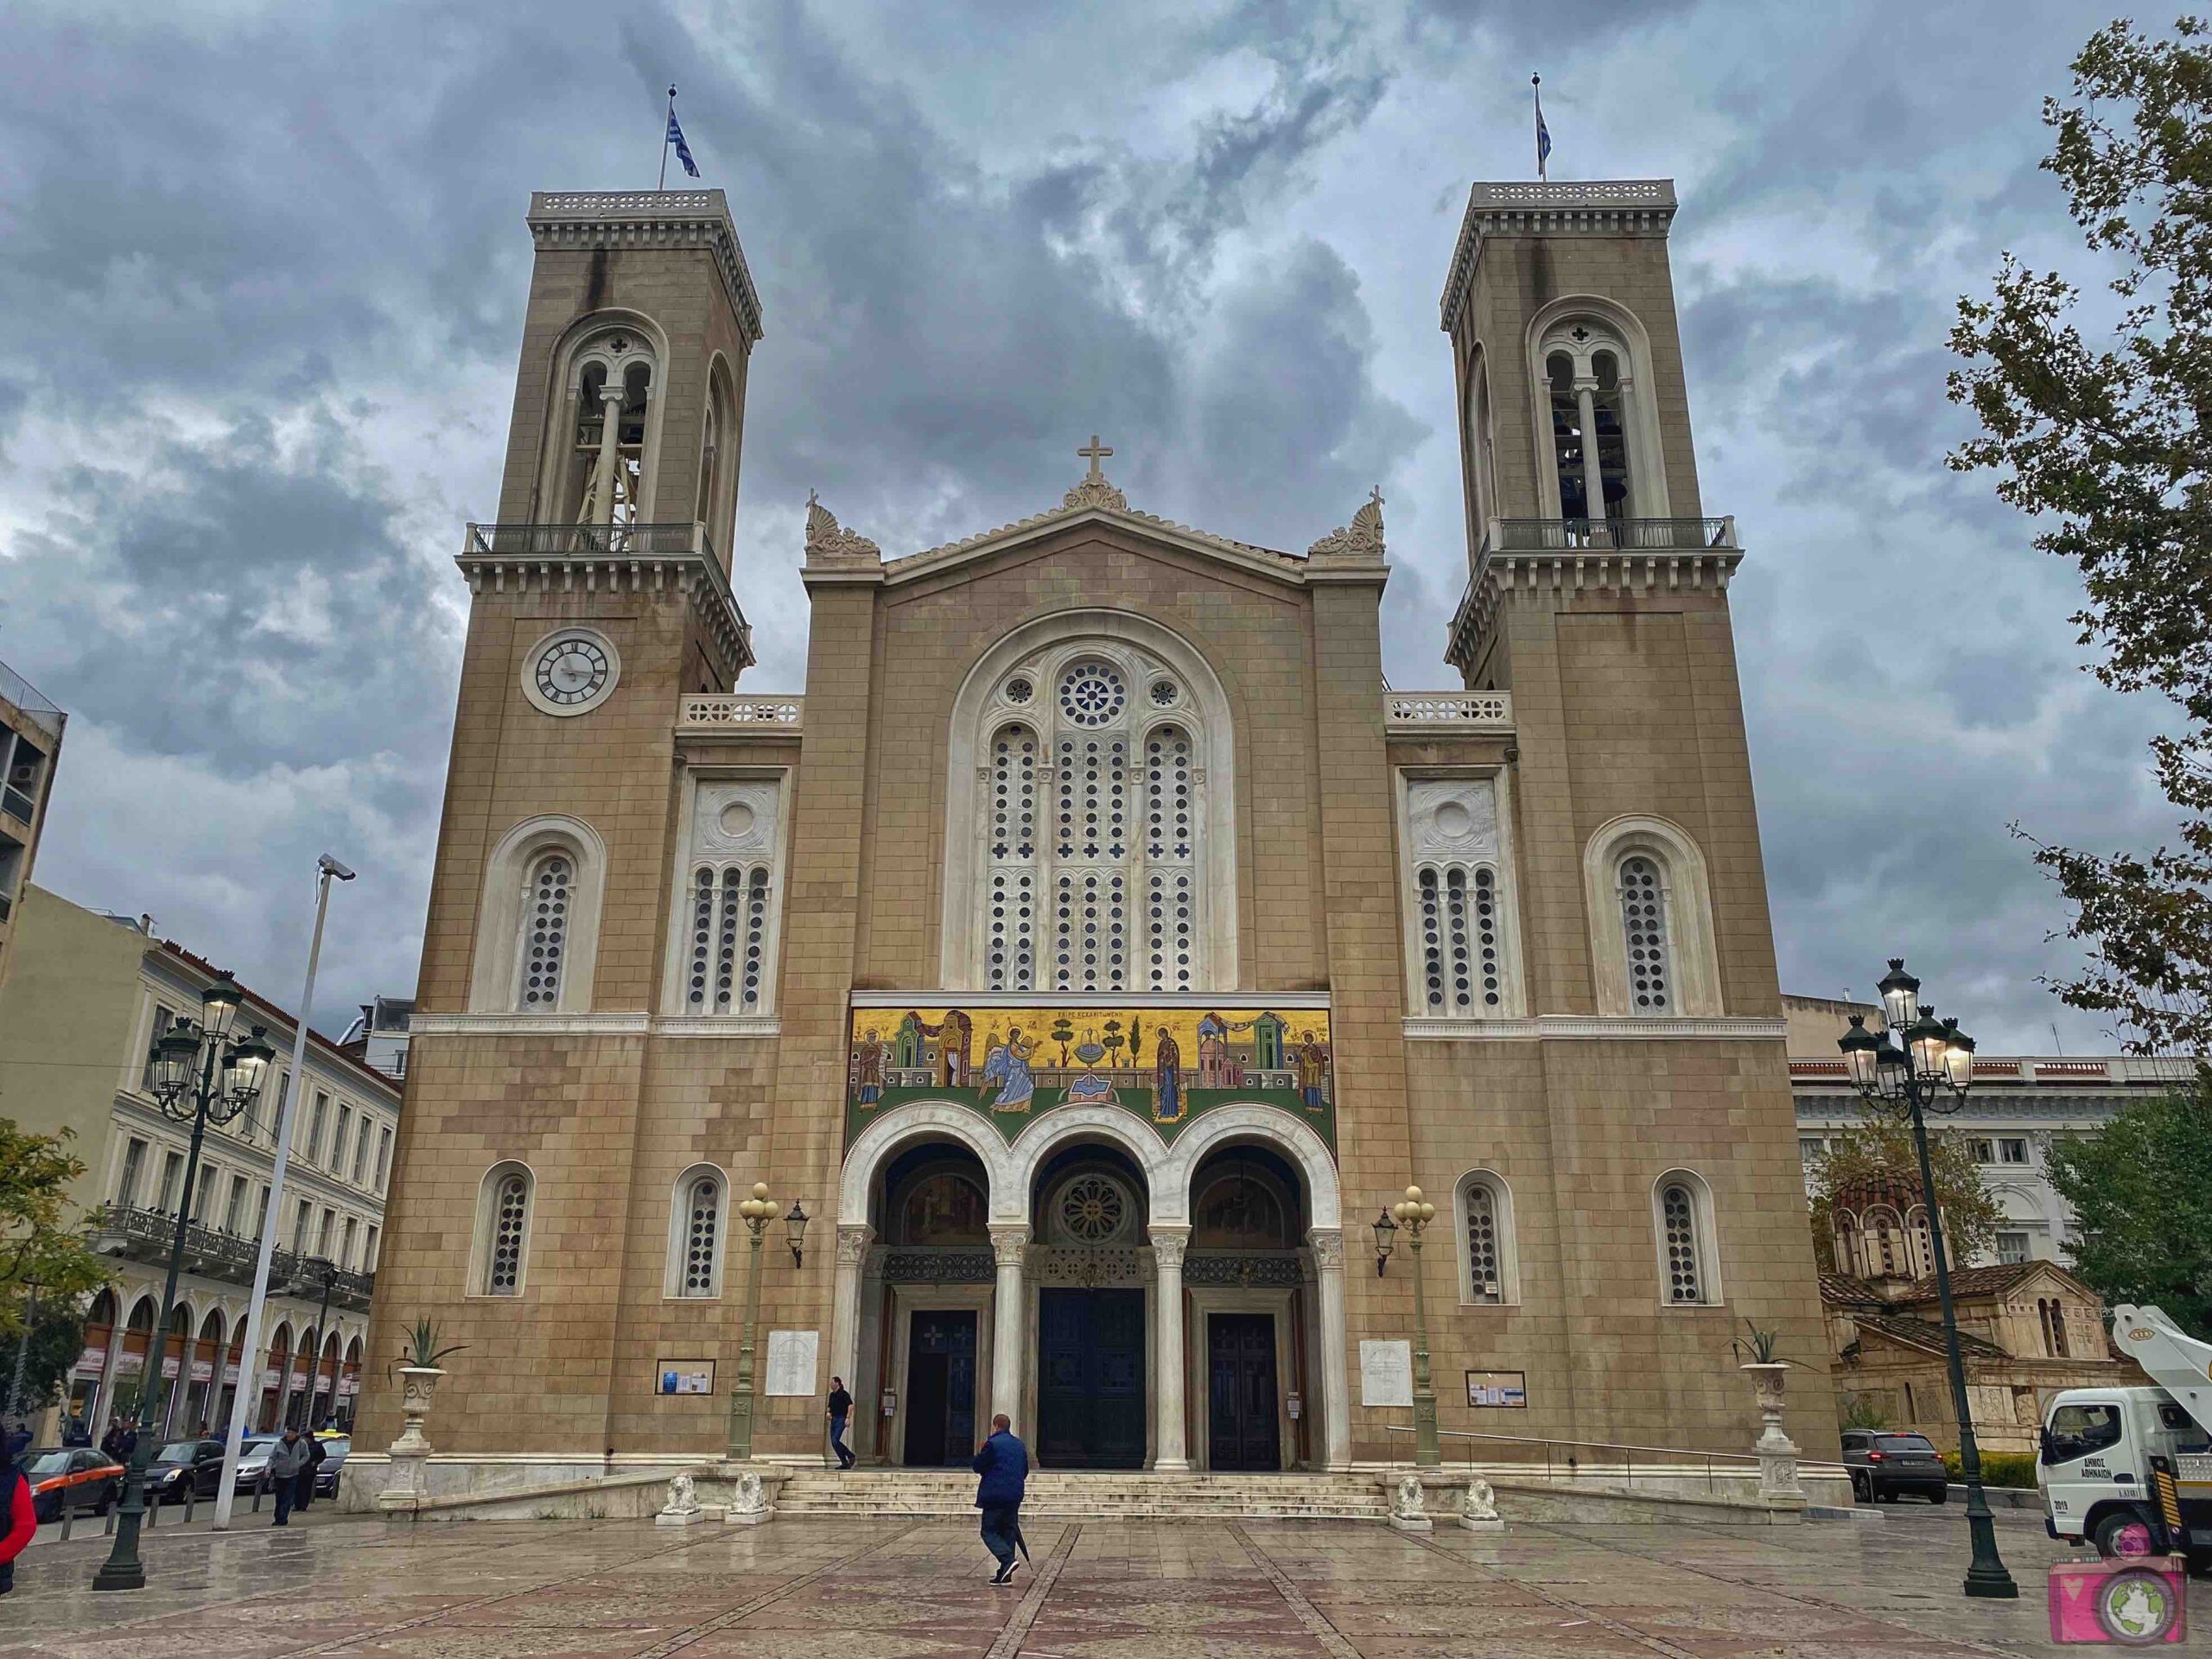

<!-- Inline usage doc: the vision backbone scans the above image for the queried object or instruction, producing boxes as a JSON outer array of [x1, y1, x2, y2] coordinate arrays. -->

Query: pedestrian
[[0, 1451, 33, 1597], [299, 1429, 327, 1510], [62, 1415, 91, 1448], [970, 1412, 1029, 1585], [826, 1376, 855, 1471], [99, 1421, 124, 1460], [3, 1422, 29, 1464], [267, 1427, 309, 1527]]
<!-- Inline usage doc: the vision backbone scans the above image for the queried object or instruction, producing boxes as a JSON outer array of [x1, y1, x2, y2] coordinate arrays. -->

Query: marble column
[[588, 384, 626, 524], [1150, 1225, 1192, 1471], [829, 1224, 874, 1464], [1574, 383, 1606, 542], [855, 1246, 887, 1463], [1307, 1228, 1352, 1472], [988, 1225, 1029, 1432]]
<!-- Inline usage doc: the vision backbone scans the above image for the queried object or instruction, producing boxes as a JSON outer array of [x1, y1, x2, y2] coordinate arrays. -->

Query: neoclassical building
[[355, 179, 1838, 1479]]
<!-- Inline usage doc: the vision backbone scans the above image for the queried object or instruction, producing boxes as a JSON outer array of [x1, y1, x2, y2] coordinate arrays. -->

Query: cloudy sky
[[0, 0, 2174, 1051]]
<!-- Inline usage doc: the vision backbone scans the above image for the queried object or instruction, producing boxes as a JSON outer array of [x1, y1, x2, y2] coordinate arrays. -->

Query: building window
[[1654, 1171, 1720, 1306], [193, 1164, 219, 1223], [375, 1127, 392, 1191], [1799, 1136, 1827, 1161], [1142, 725, 1197, 991], [340, 1216, 357, 1269], [117, 1138, 147, 1207], [985, 724, 1039, 990], [1402, 778, 1522, 1018], [667, 1168, 725, 1298], [1618, 855, 1672, 1013], [1967, 1137, 1996, 1164], [1583, 817, 1720, 1018], [334, 1104, 353, 1172], [307, 1091, 329, 1163], [684, 862, 775, 1013], [353, 1117, 372, 1184], [253, 1184, 269, 1238], [2038, 1298, 2071, 1357], [224, 1174, 248, 1234], [666, 781, 787, 1017], [518, 851, 573, 1009], [1456, 1172, 1517, 1304], [1543, 340, 1635, 527], [156, 1149, 185, 1214], [364, 1224, 380, 1271], [479, 1166, 533, 1296], [1999, 1137, 2029, 1165], [316, 1208, 334, 1257], [1996, 1230, 2030, 1265]]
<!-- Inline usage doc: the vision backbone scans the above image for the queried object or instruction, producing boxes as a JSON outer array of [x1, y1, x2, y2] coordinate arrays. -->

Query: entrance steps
[[776, 1467, 1390, 1520]]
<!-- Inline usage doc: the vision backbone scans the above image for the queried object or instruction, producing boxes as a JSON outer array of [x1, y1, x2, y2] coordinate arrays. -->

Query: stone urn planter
[[392, 1365, 445, 1455], [1738, 1362, 1805, 1505]]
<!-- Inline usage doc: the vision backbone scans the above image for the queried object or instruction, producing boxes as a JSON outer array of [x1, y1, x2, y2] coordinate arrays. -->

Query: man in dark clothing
[[298, 1433, 327, 1510], [970, 1414, 1029, 1584], [826, 1377, 855, 1470], [267, 1428, 308, 1526], [62, 1416, 92, 1448], [99, 1422, 125, 1460]]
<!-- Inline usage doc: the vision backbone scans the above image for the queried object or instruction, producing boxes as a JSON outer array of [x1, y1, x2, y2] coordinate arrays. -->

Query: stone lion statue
[[1464, 1476, 1498, 1521], [1393, 1472, 1427, 1519]]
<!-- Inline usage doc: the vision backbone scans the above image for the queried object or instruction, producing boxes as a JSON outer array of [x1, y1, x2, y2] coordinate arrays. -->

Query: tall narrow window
[[986, 725, 1039, 990], [1143, 725, 1194, 989], [1051, 690, 1131, 989], [1547, 351, 1588, 521], [685, 863, 775, 1013], [118, 1138, 147, 1207], [1662, 1181, 1702, 1304], [1618, 855, 1672, 1014], [519, 853, 573, 1008], [1414, 862, 1505, 1014], [673, 1173, 723, 1298], [486, 1173, 530, 1295], [1465, 1185, 1502, 1303], [156, 1150, 184, 1213]]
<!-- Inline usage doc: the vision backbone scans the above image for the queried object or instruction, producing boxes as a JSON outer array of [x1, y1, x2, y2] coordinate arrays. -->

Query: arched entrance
[[1185, 1146, 1306, 1471], [1026, 1141, 1150, 1469], [872, 1140, 993, 1468]]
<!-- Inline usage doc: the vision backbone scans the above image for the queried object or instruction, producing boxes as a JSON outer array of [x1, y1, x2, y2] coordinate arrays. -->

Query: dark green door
[[902, 1310, 976, 1466], [1037, 1288, 1146, 1468]]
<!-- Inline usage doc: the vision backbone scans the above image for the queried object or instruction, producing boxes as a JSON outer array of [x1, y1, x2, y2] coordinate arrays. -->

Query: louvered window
[[518, 854, 572, 1008], [676, 1175, 721, 1297], [686, 864, 774, 1013], [486, 1173, 530, 1295], [1618, 855, 1672, 1014], [1661, 1182, 1702, 1304], [1465, 1185, 1503, 1303]]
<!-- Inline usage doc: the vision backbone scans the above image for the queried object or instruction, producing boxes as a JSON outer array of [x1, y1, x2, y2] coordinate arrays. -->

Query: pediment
[[801, 462, 1387, 594]]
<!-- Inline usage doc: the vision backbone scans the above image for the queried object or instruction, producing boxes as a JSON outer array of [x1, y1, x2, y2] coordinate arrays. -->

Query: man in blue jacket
[[970, 1413, 1029, 1584]]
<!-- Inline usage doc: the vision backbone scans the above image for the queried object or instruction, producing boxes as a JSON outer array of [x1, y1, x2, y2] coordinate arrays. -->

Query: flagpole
[[1533, 73, 1547, 181], [658, 84, 676, 191]]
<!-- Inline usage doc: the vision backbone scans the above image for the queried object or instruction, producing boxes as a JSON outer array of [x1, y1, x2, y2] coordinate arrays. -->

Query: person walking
[[298, 1430, 327, 1510], [970, 1413, 1029, 1585], [99, 1421, 125, 1461], [267, 1427, 309, 1527], [826, 1376, 855, 1471], [0, 1452, 34, 1597]]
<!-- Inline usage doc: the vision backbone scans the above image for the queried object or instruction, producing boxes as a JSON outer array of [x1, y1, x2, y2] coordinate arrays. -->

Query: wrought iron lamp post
[[727, 1183, 781, 1460], [1389, 1185, 1441, 1468], [1837, 957, 2017, 1601], [299, 1255, 338, 1428], [92, 972, 274, 1592]]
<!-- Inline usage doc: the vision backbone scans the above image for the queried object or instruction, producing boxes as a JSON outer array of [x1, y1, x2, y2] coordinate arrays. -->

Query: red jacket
[[1, 1468, 34, 1565]]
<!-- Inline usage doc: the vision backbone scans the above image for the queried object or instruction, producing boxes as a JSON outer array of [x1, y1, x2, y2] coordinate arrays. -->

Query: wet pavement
[[0, 1500, 2139, 1657]]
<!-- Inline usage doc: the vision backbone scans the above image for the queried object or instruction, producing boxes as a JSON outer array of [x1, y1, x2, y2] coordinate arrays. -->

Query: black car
[[1840, 1429, 1949, 1503], [145, 1437, 228, 1503]]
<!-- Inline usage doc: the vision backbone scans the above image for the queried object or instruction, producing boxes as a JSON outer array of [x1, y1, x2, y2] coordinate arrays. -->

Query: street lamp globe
[[149, 1022, 199, 1104], [225, 1026, 276, 1104], [784, 1198, 810, 1266], [1942, 1020, 1976, 1092], [1838, 1014, 1881, 1090], [1877, 957, 1921, 1030], [1905, 1007, 1951, 1086], [200, 970, 245, 1041]]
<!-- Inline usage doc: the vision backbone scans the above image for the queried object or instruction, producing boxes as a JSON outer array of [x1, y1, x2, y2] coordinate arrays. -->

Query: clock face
[[526, 632, 617, 714]]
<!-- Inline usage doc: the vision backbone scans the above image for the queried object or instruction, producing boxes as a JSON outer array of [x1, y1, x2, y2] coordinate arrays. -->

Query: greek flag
[[1535, 88, 1552, 180], [666, 111, 700, 179]]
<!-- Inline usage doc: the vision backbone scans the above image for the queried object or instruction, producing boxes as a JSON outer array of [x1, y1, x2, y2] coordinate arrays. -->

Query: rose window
[[1058, 663, 1126, 728], [1059, 1175, 1128, 1243]]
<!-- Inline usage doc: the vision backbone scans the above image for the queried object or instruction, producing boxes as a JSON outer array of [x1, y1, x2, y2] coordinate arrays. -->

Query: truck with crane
[[2038, 1304, 2212, 1576]]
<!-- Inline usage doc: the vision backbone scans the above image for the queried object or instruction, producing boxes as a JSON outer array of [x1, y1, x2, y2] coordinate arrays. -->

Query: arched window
[[544, 321, 660, 529], [667, 1167, 725, 1298], [1418, 865, 1504, 1014], [1466, 349, 1497, 535], [1866, 1205, 1903, 1277], [1526, 300, 1671, 540], [518, 851, 573, 1010], [475, 1164, 534, 1297], [1402, 778, 1523, 1020], [1583, 817, 1720, 1018], [685, 862, 774, 1013], [944, 615, 1236, 989], [1653, 1171, 1720, 1306], [665, 779, 788, 1019], [1455, 1171, 1518, 1304], [469, 817, 608, 1015]]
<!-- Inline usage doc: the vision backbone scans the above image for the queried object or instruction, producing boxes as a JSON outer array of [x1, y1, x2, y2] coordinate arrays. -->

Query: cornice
[[412, 1012, 652, 1038], [1402, 1014, 1787, 1043], [881, 503, 1319, 592], [850, 989, 1335, 1010], [1445, 546, 1742, 672], [527, 191, 763, 343], [1439, 179, 1677, 330], [457, 525, 755, 676]]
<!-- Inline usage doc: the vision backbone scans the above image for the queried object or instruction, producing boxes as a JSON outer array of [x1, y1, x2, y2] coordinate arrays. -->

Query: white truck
[[2039, 1303, 2212, 1576]]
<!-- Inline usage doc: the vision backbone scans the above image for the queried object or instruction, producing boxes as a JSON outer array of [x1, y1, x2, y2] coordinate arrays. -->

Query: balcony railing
[[1484, 517, 1736, 553], [463, 521, 706, 558], [678, 694, 804, 731], [0, 658, 64, 740], [90, 1205, 374, 1311], [1385, 692, 1513, 733]]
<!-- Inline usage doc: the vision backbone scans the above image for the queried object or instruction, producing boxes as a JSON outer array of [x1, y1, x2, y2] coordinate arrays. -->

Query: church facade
[[354, 180, 1840, 1478]]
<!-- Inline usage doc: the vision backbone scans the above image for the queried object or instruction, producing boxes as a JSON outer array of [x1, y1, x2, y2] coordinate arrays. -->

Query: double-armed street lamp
[[1837, 957, 2017, 1601], [1373, 1185, 1441, 1468], [726, 1183, 810, 1461], [92, 972, 275, 1592]]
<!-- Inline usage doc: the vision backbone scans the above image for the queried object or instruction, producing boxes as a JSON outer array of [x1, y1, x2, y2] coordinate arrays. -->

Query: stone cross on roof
[[1077, 435, 1113, 480]]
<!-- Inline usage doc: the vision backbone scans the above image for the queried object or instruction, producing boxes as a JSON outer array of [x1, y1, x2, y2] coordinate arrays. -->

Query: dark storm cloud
[[0, 0, 2177, 1052]]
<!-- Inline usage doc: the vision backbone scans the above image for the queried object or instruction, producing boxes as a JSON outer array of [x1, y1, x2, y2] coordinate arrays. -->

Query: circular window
[[718, 801, 757, 838], [1148, 678, 1179, 709], [1058, 1174, 1129, 1244], [1058, 663, 1126, 728], [1003, 676, 1034, 706], [1433, 800, 1471, 839]]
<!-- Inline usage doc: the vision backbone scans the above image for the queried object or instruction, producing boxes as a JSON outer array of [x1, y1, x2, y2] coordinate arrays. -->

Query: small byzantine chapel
[[355, 177, 1838, 1484]]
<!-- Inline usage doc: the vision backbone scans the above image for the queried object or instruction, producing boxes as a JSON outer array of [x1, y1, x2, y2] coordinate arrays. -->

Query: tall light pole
[[726, 1183, 780, 1461], [213, 853, 353, 1529], [91, 976, 276, 1592], [1389, 1185, 1441, 1468], [301, 1256, 338, 1428], [1838, 958, 2018, 1601]]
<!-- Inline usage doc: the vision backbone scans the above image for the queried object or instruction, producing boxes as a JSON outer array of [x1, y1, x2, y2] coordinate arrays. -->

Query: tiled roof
[[1852, 1312, 2010, 1362], [1907, 1263, 2038, 1300], [1819, 1272, 1882, 1307]]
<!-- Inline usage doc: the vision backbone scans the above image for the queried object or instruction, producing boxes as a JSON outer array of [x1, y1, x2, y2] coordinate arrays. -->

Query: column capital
[[835, 1223, 875, 1268], [1150, 1224, 1190, 1271], [1306, 1226, 1345, 1269], [988, 1224, 1031, 1266]]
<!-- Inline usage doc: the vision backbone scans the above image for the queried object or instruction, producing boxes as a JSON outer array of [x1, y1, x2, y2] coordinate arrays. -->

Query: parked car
[[232, 1433, 281, 1494], [1840, 1429, 1949, 1503], [312, 1433, 350, 1497], [146, 1437, 228, 1503], [22, 1446, 124, 1521]]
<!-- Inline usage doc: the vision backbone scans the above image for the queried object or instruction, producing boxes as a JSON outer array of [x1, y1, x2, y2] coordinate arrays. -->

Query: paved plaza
[[0, 1505, 2118, 1659]]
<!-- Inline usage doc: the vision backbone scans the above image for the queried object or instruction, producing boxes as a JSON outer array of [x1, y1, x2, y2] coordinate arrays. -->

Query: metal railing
[[1485, 517, 1736, 553], [463, 521, 705, 558], [1385, 1423, 1763, 1496], [0, 658, 64, 739]]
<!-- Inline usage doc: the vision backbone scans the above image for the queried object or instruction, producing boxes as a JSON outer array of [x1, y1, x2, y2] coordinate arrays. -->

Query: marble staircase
[[775, 1467, 1391, 1520]]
